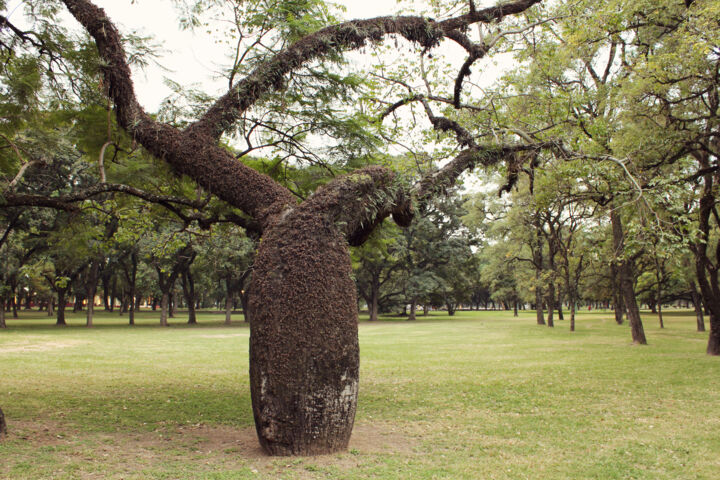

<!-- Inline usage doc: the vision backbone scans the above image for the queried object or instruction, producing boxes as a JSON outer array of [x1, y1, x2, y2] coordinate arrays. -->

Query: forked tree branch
[[59, 0, 541, 235]]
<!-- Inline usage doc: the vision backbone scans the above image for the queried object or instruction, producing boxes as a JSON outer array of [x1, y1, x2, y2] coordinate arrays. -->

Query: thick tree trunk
[[248, 211, 359, 456], [446, 300, 456, 316]]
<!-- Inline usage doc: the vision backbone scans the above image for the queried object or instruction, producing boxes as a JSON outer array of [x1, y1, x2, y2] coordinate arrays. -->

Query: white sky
[[78, 0, 405, 111], [4, 0, 513, 112]]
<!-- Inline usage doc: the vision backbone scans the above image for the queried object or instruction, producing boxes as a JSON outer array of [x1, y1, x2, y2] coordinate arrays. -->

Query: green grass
[[1, 308, 719, 479]]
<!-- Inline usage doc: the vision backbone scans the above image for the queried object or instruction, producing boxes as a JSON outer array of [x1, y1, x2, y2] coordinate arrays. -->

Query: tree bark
[[248, 208, 359, 456], [86, 261, 100, 327], [368, 279, 379, 322], [408, 298, 417, 321], [56, 287, 67, 326], [690, 281, 706, 332], [182, 271, 197, 324], [224, 277, 234, 325], [446, 299, 456, 316], [610, 209, 647, 344], [0, 296, 6, 328], [160, 292, 169, 327], [611, 262, 624, 325], [546, 297, 554, 328]]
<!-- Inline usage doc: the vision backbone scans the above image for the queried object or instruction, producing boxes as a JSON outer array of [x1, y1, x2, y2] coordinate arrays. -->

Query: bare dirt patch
[[1, 339, 87, 354], [1, 419, 419, 479]]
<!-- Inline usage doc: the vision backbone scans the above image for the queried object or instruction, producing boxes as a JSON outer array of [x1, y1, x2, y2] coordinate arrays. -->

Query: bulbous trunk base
[[248, 209, 359, 456]]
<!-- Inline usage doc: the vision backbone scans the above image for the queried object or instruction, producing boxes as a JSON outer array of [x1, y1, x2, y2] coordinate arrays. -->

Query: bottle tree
[[2, 0, 547, 455]]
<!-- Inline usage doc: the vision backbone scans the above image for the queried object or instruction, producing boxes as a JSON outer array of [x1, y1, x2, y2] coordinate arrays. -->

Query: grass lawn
[[1, 308, 719, 479]]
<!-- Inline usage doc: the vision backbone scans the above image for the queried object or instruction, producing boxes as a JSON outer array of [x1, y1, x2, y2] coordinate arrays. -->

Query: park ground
[[1, 309, 719, 479]]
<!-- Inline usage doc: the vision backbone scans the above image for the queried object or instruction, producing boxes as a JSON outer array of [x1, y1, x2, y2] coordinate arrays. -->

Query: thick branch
[[61, 0, 296, 226], [189, 0, 543, 141]]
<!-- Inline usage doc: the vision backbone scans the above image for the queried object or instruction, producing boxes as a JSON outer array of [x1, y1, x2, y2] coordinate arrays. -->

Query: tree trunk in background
[[369, 283, 380, 322], [0, 296, 6, 328], [610, 209, 647, 344], [546, 297, 554, 328], [11, 292, 18, 318], [569, 295, 576, 332], [56, 288, 67, 326], [182, 271, 197, 325], [240, 288, 250, 323], [408, 298, 417, 321], [168, 292, 175, 318], [86, 261, 100, 327], [368, 279, 379, 322], [535, 286, 544, 326], [691, 170, 720, 354], [249, 210, 359, 456], [47, 297, 54, 317], [611, 263, 624, 325], [108, 276, 116, 312], [160, 292, 169, 327], [446, 300, 456, 316], [691, 281, 705, 332], [557, 295, 564, 320], [225, 277, 234, 325]]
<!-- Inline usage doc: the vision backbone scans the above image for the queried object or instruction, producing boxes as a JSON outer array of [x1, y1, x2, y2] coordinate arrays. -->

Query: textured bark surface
[[249, 206, 359, 455]]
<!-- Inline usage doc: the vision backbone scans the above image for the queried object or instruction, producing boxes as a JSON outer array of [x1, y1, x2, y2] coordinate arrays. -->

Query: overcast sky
[[3, 1, 509, 111], [85, 0, 405, 110]]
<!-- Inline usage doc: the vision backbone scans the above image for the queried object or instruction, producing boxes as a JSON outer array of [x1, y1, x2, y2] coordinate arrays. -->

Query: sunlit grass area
[[1, 309, 719, 479]]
